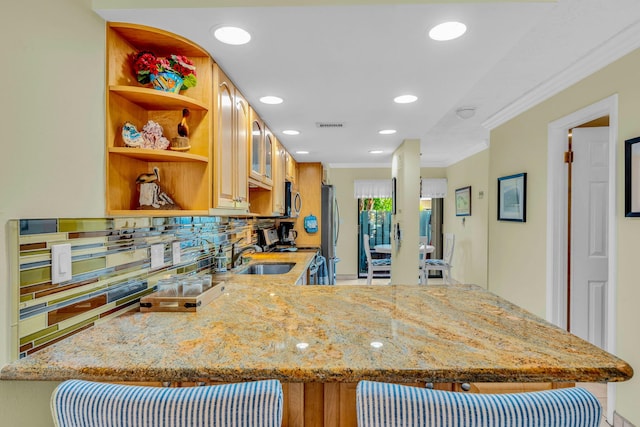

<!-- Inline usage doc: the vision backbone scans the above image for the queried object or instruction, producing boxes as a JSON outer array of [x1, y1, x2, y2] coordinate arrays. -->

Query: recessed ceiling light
[[429, 21, 467, 41], [394, 95, 417, 104], [296, 150, 309, 154], [212, 26, 251, 45], [369, 150, 384, 154], [260, 95, 283, 105], [379, 129, 397, 135], [282, 130, 300, 135]]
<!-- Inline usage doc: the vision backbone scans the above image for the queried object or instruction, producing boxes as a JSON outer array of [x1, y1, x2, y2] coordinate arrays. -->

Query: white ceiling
[[95, 1, 640, 168]]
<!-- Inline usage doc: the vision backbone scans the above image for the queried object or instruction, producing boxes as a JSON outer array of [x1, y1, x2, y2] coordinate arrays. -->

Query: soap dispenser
[[215, 246, 227, 273]]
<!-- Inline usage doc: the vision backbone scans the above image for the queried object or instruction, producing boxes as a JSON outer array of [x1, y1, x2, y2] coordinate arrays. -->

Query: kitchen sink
[[235, 262, 296, 275]]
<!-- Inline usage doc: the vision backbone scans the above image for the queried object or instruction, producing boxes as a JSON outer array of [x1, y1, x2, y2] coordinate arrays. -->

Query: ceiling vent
[[316, 122, 344, 128]]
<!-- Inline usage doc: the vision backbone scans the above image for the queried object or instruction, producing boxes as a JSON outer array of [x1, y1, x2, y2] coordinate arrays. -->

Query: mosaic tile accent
[[10, 215, 266, 359]]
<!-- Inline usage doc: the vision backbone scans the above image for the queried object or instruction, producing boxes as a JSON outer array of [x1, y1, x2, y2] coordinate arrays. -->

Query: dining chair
[[51, 379, 283, 427], [363, 234, 391, 285], [418, 236, 430, 284], [356, 380, 602, 427], [424, 232, 455, 283]]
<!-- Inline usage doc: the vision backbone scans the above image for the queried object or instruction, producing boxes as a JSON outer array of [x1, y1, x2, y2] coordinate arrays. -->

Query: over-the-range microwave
[[284, 181, 301, 218]]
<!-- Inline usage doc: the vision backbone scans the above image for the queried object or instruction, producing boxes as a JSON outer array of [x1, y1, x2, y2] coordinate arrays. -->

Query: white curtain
[[354, 179, 392, 198], [421, 178, 447, 198]]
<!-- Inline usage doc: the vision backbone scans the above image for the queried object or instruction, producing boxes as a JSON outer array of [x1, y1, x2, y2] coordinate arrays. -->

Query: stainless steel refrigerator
[[321, 184, 340, 284]]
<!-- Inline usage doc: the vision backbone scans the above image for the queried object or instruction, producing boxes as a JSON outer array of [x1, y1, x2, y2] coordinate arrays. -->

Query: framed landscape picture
[[498, 173, 527, 222], [455, 186, 471, 216]]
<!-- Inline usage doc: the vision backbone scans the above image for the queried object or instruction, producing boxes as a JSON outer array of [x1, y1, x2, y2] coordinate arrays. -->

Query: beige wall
[[0, 0, 106, 425], [445, 150, 490, 288], [489, 48, 640, 422]]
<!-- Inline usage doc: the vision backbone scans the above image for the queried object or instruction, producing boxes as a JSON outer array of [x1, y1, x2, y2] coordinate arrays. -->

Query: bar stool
[[356, 380, 601, 427], [51, 379, 283, 427]]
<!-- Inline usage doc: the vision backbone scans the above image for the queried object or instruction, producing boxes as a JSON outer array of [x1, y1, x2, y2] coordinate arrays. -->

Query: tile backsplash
[[10, 216, 268, 359]]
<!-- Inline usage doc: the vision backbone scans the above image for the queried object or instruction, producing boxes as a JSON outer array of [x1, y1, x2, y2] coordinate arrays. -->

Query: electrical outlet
[[51, 244, 72, 284]]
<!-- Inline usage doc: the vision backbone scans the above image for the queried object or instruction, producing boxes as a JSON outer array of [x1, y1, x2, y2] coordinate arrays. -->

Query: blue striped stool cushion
[[51, 379, 283, 427], [356, 381, 602, 427]]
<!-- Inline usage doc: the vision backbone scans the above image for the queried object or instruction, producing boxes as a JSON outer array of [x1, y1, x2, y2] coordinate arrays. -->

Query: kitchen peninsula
[[1, 278, 632, 426]]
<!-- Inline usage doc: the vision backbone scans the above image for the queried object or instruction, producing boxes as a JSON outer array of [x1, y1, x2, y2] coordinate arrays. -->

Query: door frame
[[546, 94, 618, 421]]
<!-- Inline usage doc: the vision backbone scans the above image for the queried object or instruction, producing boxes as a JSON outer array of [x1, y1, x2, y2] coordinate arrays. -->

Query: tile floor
[[336, 278, 612, 426]]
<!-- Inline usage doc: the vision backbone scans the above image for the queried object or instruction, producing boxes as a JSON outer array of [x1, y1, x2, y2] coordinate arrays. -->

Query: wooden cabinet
[[285, 151, 297, 184], [272, 136, 287, 215], [212, 66, 249, 211], [248, 108, 273, 189], [105, 23, 212, 215]]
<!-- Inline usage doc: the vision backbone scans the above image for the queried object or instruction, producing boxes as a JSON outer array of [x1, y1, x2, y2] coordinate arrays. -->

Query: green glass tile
[[34, 316, 99, 346], [59, 219, 113, 233], [20, 267, 51, 287], [20, 294, 33, 302], [20, 324, 58, 346], [72, 257, 107, 276], [19, 249, 50, 256]]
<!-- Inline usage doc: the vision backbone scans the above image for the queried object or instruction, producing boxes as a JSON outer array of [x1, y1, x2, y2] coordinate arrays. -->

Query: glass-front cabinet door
[[264, 130, 273, 186], [250, 119, 263, 181]]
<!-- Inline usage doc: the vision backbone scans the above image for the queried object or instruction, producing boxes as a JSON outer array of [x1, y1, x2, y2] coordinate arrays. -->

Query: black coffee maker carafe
[[278, 221, 297, 245]]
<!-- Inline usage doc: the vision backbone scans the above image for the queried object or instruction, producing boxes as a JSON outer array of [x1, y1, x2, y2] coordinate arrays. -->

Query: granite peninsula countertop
[[1, 282, 632, 385]]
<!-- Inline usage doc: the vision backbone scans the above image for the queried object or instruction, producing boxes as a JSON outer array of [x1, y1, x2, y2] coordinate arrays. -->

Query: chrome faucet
[[231, 243, 262, 269]]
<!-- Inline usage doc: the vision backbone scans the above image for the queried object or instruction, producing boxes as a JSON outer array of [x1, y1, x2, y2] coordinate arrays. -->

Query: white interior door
[[570, 127, 609, 349]]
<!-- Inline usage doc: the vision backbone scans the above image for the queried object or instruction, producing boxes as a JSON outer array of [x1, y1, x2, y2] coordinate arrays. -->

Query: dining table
[[374, 243, 435, 255]]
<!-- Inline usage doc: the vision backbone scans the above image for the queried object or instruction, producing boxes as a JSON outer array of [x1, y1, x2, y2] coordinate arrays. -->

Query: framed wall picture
[[455, 186, 471, 216], [625, 136, 640, 217], [497, 173, 527, 222]]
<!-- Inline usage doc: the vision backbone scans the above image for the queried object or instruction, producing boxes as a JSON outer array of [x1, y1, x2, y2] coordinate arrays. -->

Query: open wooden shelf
[[106, 22, 213, 215], [109, 86, 209, 111], [109, 147, 208, 163]]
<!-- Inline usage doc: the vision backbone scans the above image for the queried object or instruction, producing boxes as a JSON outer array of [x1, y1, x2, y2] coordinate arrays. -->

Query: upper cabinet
[[249, 108, 273, 189], [212, 66, 249, 212], [105, 23, 212, 215], [272, 136, 287, 215], [105, 22, 293, 218], [285, 151, 297, 185]]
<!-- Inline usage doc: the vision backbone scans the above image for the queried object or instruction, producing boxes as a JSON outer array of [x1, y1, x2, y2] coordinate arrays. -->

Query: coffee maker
[[278, 221, 297, 245]]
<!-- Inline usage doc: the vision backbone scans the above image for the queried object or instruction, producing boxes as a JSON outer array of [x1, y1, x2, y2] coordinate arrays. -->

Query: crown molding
[[482, 20, 640, 131]]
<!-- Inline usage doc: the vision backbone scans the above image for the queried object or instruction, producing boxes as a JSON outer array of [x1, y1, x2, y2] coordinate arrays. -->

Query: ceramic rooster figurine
[[177, 108, 190, 137]]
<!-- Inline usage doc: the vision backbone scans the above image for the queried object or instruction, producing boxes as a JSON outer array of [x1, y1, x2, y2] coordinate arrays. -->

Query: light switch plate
[[51, 243, 72, 284], [150, 243, 165, 270], [172, 241, 181, 265]]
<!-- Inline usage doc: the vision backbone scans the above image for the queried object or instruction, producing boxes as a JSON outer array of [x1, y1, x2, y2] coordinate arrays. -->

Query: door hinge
[[564, 150, 574, 163]]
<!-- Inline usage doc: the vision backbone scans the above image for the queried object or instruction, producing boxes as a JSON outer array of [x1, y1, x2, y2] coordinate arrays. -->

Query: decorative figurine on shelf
[[177, 108, 190, 137], [122, 120, 170, 150], [135, 167, 180, 210], [122, 122, 144, 147], [141, 121, 170, 150], [171, 108, 191, 152], [135, 166, 159, 184]]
